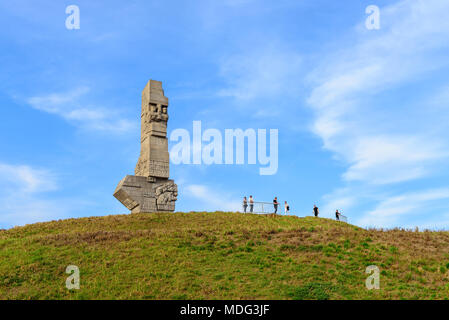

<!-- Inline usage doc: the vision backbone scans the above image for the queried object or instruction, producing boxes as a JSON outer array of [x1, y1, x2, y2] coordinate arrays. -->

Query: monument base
[[114, 175, 178, 213]]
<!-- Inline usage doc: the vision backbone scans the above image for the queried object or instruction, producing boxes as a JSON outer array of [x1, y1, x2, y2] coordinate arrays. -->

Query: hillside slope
[[1, 212, 449, 299]]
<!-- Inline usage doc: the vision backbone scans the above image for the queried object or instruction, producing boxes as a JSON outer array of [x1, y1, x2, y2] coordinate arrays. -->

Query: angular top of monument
[[142, 80, 169, 106]]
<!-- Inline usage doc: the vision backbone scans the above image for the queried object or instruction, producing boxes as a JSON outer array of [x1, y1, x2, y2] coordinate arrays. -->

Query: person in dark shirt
[[313, 205, 319, 217], [273, 197, 279, 214], [335, 210, 340, 221]]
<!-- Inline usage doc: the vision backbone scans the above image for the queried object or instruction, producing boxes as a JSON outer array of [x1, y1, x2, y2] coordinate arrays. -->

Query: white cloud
[[27, 86, 90, 114], [308, 0, 449, 185], [307, 0, 449, 227], [26, 87, 135, 133], [184, 184, 241, 211], [321, 187, 358, 218], [343, 135, 448, 184], [359, 188, 449, 228], [0, 198, 68, 229], [0, 162, 64, 228], [0, 163, 57, 193]]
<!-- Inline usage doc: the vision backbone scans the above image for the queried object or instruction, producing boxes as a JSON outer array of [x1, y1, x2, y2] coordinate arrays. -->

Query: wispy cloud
[[26, 87, 135, 133], [343, 135, 448, 185], [307, 0, 449, 226], [0, 162, 64, 228], [359, 188, 449, 228], [0, 162, 57, 193], [184, 184, 241, 211], [320, 187, 358, 218], [308, 0, 449, 184]]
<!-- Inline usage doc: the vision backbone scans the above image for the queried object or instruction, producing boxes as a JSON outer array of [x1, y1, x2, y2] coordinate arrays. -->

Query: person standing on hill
[[284, 201, 290, 215], [313, 205, 319, 217], [242, 197, 248, 213], [249, 195, 254, 213], [335, 210, 340, 221], [273, 197, 279, 214]]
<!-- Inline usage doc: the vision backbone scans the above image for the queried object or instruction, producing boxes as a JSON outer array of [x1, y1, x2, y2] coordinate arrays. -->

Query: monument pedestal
[[114, 175, 177, 213]]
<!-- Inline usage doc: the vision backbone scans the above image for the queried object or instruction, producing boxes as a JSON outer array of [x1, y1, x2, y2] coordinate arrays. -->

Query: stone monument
[[113, 80, 178, 213]]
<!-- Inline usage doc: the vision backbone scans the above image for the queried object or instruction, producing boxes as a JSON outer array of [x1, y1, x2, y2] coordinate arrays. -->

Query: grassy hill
[[1, 211, 449, 300]]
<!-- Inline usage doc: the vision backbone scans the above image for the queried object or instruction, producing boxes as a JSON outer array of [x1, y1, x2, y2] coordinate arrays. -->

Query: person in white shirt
[[284, 201, 290, 215], [249, 196, 254, 213]]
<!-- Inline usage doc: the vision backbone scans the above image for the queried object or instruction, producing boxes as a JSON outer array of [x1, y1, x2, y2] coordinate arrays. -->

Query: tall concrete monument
[[114, 80, 178, 213]]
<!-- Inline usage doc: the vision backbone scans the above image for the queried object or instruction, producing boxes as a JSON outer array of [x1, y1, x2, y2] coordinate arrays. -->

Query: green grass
[[1, 211, 449, 299]]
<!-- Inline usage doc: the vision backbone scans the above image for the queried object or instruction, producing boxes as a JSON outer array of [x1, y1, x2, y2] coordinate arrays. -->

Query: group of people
[[242, 196, 255, 213], [242, 196, 290, 214], [272, 197, 290, 215], [313, 205, 343, 221], [241, 198, 343, 220]]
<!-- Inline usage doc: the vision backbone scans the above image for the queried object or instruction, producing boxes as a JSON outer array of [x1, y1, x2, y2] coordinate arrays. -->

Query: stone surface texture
[[114, 80, 177, 213]]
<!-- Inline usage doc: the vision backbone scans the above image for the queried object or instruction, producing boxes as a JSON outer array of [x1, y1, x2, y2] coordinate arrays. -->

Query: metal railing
[[241, 201, 286, 214]]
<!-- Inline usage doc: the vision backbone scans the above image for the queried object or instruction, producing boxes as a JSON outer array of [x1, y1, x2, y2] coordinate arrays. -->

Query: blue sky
[[1, 0, 449, 229]]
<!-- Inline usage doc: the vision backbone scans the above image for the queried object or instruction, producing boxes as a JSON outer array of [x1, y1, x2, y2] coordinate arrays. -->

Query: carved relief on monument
[[151, 136, 167, 146], [135, 155, 148, 177], [149, 103, 169, 122], [155, 181, 178, 211], [148, 160, 169, 178]]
